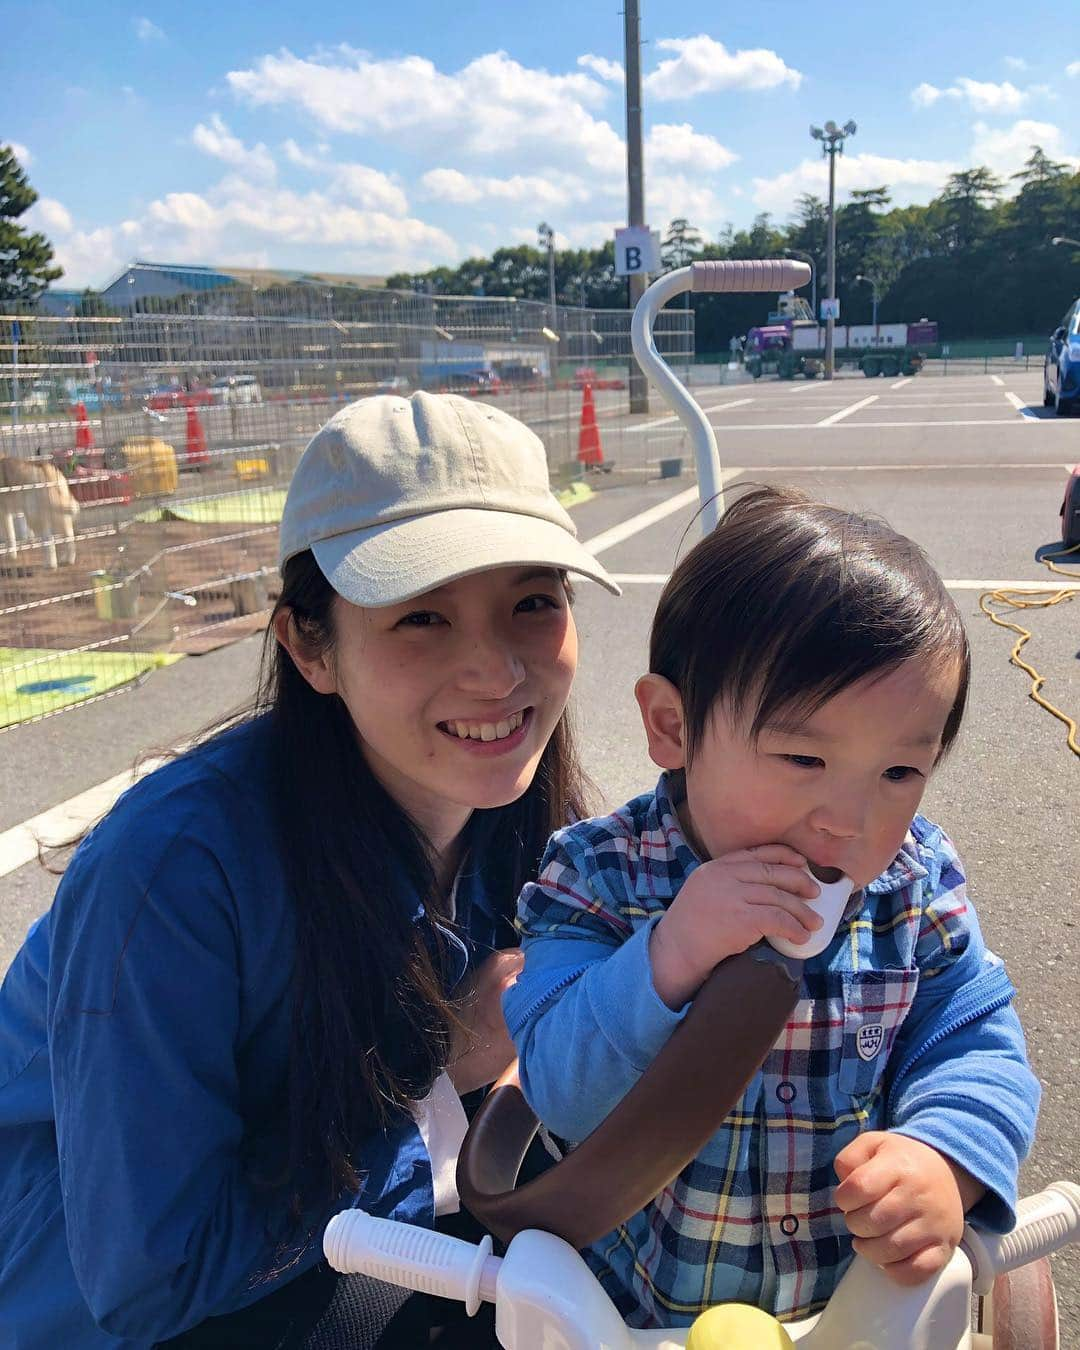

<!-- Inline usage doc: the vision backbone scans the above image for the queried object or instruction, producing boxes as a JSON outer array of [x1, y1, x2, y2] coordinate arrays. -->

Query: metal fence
[[0, 289, 694, 729]]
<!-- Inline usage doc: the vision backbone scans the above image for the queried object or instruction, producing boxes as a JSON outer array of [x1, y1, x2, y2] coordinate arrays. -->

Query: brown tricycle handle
[[456, 943, 803, 1249]]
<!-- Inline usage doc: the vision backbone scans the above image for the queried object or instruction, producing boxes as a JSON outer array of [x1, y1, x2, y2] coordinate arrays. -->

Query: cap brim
[[311, 507, 621, 606]]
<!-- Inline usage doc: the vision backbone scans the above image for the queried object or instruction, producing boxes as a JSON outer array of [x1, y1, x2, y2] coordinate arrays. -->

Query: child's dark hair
[[650, 485, 970, 761]]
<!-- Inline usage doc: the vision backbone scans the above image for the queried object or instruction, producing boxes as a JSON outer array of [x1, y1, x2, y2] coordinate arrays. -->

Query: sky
[[4, 1, 1079, 290]]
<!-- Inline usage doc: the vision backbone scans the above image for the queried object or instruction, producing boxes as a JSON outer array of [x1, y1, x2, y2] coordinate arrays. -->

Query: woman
[[0, 393, 619, 1349]]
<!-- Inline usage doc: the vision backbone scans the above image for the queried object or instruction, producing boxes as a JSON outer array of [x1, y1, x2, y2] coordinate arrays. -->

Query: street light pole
[[537, 222, 557, 329], [624, 0, 649, 413], [810, 119, 856, 380], [1051, 236, 1080, 250]]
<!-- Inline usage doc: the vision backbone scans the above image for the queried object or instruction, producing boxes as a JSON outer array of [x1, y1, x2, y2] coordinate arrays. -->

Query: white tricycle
[[325, 261, 1080, 1350]]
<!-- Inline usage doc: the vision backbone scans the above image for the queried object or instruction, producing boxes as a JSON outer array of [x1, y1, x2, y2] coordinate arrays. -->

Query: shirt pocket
[[837, 969, 919, 1098]]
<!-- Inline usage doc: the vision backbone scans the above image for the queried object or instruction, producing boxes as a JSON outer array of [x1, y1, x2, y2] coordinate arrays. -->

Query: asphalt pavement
[[1, 368, 1078, 1341]]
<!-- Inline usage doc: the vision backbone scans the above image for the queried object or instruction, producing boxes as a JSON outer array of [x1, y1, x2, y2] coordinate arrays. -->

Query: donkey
[[0, 456, 79, 568]]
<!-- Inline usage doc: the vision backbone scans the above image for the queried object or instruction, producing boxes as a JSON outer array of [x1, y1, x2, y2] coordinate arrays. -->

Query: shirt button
[[780, 1214, 800, 1237], [776, 1080, 797, 1104]]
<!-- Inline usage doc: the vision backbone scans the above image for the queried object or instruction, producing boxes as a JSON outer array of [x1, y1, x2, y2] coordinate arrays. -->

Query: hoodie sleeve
[[504, 829, 687, 1142], [885, 825, 1040, 1233]]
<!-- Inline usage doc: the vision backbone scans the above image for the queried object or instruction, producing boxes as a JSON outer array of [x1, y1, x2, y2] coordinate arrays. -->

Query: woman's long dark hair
[[260, 551, 587, 1225]]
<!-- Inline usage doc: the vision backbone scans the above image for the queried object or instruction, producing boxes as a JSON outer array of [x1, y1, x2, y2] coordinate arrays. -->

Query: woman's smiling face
[[323, 565, 578, 849]]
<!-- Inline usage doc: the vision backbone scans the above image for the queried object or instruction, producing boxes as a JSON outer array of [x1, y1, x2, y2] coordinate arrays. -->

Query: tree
[[661, 217, 703, 270], [931, 167, 1002, 252], [0, 145, 63, 303]]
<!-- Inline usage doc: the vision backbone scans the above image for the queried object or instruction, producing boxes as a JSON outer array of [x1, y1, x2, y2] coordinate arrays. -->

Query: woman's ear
[[634, 673, 689, 771], [272, 607, 337, 696]]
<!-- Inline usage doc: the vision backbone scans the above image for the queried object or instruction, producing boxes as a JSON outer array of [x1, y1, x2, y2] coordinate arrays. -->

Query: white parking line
[[582, 470, 744, 553], [890, 377, 912, 390], [705, 418, 1049, 431], [1004, 392, 1038, 420], [816, 396, 879, 426], [627, 398, 753, 433], [991, 375, 1005, 386], [748, 462, 1073, 473], [0, 758, 171, 878]]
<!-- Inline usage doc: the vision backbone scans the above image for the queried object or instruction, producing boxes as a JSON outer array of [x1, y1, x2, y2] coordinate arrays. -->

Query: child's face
[[653, 658, 960, 888]]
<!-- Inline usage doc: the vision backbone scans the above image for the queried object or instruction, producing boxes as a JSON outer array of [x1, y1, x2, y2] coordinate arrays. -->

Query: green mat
[[0, 648, 183, 729], [135, 488, 287, 526], [165, 488, 287, 525]]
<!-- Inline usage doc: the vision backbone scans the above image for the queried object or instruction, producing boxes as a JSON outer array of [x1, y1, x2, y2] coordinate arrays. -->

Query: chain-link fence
[[0, 288, 693, 728]]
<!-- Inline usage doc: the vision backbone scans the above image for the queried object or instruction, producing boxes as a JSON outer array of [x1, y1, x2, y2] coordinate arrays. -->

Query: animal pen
[[0, 286, 693, 728]]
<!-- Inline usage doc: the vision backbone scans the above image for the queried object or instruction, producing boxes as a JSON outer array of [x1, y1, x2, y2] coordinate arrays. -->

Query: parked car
[[210, 374, 263, 405], [443, 369, 501, 395], [1043, 299, 1080, 416]]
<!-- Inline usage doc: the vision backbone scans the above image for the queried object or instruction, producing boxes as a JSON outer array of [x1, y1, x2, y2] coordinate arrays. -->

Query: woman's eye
[[515, 593, 561, 614], [397, 611, 445, 628], [784, 754, 824, 769], [884, 765, 921, 782]]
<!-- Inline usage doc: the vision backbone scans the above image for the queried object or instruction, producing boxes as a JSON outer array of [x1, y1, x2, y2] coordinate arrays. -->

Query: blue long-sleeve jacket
[[504, 776, 1040, 1327], [0, 717, 503, 1348]]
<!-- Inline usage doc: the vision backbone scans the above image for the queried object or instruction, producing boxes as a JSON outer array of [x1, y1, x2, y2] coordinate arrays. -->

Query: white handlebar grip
[[323, 1210, 500, 1316], [963, 1181, 1080, 1295], [690, 260, 811, 293]]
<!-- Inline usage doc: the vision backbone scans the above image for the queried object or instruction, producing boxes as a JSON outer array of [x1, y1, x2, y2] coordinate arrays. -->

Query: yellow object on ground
[[163, 487, 287, 525], [120, 437, 179, 496], [685, 1303, 796, 1350], [235, 457, 269, 481], [0, 648, 183, 729]]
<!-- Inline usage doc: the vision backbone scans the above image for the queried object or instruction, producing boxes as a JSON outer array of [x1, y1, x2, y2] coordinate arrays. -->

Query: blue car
[[1043, 298, 1080, 415]]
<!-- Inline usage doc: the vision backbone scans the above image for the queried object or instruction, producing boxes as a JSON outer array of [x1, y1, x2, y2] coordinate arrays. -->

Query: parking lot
[[1, 366, 1077, 1339]]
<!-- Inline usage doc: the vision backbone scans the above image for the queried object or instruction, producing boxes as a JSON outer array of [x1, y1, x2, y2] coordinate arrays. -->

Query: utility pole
[[624, 0, 649, 413], [537, 222, 556, 329], [810, 120, 856, 380]]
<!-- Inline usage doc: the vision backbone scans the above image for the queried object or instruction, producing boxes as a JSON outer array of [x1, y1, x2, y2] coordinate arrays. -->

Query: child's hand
[[834, 1132, 982, 1286], [649, 845, 822, 1009]]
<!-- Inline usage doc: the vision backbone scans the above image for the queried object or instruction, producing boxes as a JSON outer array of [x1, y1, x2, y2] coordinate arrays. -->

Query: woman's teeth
[[444, 710, 525, 742]]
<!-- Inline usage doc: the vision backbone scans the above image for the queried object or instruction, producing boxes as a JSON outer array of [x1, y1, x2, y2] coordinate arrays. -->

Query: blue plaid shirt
[[504, 774, 1039, 1328]]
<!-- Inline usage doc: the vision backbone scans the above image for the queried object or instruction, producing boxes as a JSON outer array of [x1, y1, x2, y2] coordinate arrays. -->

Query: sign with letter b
[[615, 226, 661, 277]]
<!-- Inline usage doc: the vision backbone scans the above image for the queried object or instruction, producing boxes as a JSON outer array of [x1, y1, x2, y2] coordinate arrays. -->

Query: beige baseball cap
[[278, 392, 620, 606]]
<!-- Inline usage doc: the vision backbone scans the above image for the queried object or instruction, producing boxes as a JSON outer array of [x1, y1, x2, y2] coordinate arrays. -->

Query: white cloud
[[193, 115, 276, 182], [7, 141, 31, 166], [970, 118, 1080, 177], [645, 35, 802, 99], [420, 168, 592, 209], [911, 77, 1026, 112], [277, 139, 408, 214], [227, 48, 620, 174], [577, 54, 623, 83], [134, 16, 165, 41], [33, 197, 73, 234], [752, 153, 959, 214], [26, 173, 458, 288], [1067, 61, 1080, 78], [647, 123, 737, 173], [1004, 57, 1028, 72]]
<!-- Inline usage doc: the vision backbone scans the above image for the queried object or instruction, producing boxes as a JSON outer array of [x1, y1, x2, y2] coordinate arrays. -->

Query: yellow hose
[[978, 541, 1080, 759]]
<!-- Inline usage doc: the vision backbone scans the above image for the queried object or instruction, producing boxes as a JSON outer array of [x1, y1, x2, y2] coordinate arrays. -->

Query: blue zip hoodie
[[0, 717, 501, 1349]]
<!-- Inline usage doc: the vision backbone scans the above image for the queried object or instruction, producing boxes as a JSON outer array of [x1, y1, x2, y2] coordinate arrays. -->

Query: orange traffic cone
[[184, 405, 209, 469], [72, 402, 94, 451], [577, 383, 604, 467]]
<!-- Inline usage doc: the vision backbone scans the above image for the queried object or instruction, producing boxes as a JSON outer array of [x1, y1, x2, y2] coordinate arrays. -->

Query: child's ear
[[272, 608, 337, 696], [634, 674, 689, 770]]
